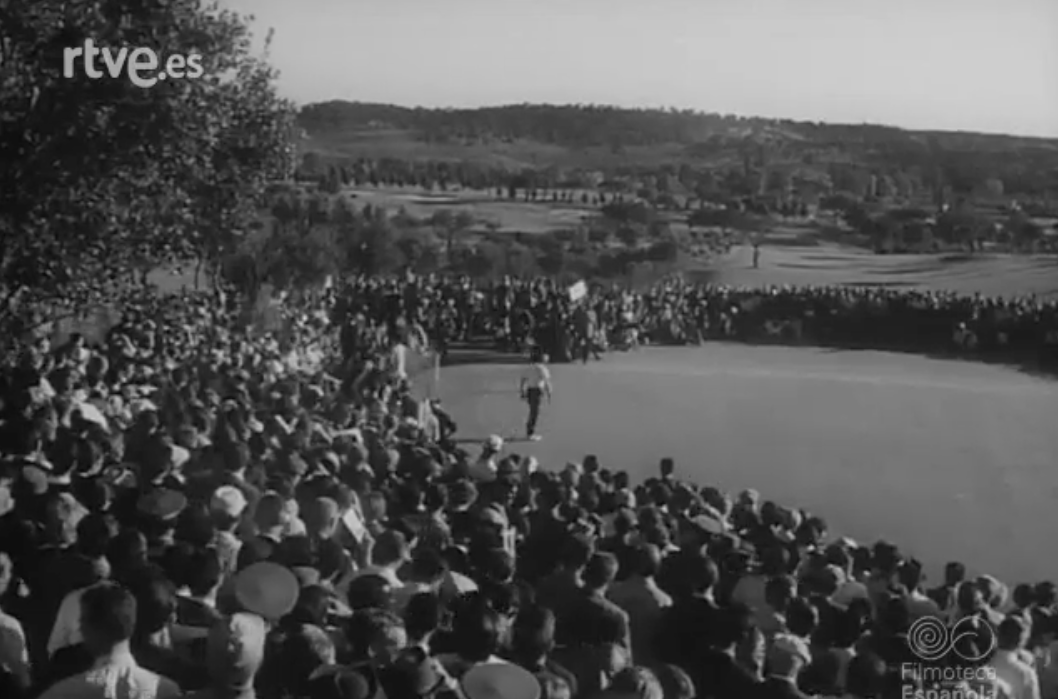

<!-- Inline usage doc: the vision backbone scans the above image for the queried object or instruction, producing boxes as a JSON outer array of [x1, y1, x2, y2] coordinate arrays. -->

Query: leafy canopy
[[0, 0, 296, 335]]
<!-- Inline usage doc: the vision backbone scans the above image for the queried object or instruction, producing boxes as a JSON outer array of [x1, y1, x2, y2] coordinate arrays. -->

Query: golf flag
[[569, 280, 588, 302]]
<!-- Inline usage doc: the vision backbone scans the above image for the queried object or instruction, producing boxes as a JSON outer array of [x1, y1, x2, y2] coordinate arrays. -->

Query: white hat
[[211, 486, 248, 519], [486, 435, 504, 451], [460, 662, 540, 699]]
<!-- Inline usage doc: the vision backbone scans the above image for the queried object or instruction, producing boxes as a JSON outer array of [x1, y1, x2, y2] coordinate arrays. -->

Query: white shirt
[[521, 363, 550, 390], [0, 608, 29, 685], [38, 648, 181, 699], [391, 343, 408, 379], [49, 585, 96, 657], [990, 649, 1041, 699]]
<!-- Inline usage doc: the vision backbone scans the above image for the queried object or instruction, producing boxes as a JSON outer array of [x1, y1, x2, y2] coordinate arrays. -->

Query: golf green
[[435, 344, 1058, 585]]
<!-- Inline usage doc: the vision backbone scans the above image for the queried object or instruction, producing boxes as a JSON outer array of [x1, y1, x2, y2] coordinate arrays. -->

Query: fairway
[[435, 345, 1058, 583], [707, 242, 1058, 298]]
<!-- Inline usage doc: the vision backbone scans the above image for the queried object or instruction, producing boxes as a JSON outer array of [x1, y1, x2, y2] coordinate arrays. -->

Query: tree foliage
[[0, 0, 296, 339]]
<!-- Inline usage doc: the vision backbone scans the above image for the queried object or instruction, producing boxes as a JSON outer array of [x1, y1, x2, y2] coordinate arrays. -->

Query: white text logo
[[63, 39, 204, 89]]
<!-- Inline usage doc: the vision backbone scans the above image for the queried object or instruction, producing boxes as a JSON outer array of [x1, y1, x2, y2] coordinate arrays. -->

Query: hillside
[[297, 102, 1058, 200]]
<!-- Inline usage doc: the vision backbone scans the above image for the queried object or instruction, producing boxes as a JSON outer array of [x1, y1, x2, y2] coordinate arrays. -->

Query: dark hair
[[292, 585, 332, 627], [186, 549, 223, 597], [128, 572, 177, 638], [511, 605, 556, 660], [786, 597, 820, 637], [801, 650, 843, 697], [346, 574, 392, 612], [81, 582, 137, 646], [424, 482, 448, 512], [1013, 583, 1036, 609], [845, 652, 887, 698], [764, 575, 797, 611], [76, 513, 118, 559], [451, 601, 502, 662], [944, 561, 966, 585], [631, 544, 662, 578], [897, 559, 925, 591], [410, 549, 448, 586], [558, 534, 593, 570], [715, 603, 755, 648], [106, 528, 147, 573], [583, 552, 619, 590], [403, 592, 443, 642]]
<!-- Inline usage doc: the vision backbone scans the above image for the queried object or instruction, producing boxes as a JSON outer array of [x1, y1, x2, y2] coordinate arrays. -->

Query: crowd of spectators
[[353, 274, 1058, 367], [0, 274, 1055, 699]]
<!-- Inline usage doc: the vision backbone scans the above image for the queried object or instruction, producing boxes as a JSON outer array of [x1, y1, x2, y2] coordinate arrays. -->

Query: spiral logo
[[908, 616, 996, 662]]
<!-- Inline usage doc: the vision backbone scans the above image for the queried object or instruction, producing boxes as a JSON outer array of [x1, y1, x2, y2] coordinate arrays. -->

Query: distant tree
[[616, 226, 639, 248], [588, 228, 611, 245]]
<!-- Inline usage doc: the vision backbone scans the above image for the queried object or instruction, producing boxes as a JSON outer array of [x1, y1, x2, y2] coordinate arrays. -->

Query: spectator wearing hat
[[210, 486, 248, 580], [38, 582, 181, 699], [597, 665, 663, 699], [303, 663, 380, 699], [460, 660, 541, 699], [606, 543, 671, 667], [233, 563, 299, 623], [759, 634, 813, 699], [380, 645, 459, 699], [826, 546, 869, 611]]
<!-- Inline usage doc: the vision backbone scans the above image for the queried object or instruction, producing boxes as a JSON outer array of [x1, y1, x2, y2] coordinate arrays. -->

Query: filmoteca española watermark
[[901, 616, 1000, 699]]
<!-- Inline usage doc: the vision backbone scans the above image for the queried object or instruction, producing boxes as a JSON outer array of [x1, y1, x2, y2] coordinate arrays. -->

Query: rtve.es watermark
[[901, 615, 1000, 699], [63, 39, 203, 89]]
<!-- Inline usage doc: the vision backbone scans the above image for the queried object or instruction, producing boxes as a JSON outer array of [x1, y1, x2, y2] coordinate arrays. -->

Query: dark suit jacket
[[558, 589, 632, 653], [694, 648, 761, 699], [656, 595, 722, 670], [756, 676, 813, 699]]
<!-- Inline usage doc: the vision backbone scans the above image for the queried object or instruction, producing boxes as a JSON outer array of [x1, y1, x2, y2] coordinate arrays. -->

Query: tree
[[0, 0, 296, 346]]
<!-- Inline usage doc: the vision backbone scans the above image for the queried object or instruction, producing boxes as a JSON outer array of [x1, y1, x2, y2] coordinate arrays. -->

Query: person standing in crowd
[[519, 347, 552, 441], [38, 582, 182, 699]]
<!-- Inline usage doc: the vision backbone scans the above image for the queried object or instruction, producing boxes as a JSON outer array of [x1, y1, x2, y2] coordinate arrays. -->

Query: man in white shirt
[[40, 582, 181, 699], [390, 336, 408, 382], [519, 348, 552, 441], [0, 553, 30, 692], [989, 616, 1041, 699]]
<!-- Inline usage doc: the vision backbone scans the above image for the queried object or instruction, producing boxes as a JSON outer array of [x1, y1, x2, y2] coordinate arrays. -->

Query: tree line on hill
[[298, 101, 1058, 202]]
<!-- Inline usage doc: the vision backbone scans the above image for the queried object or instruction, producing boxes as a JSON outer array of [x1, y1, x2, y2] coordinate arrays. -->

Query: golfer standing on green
[[519, 346, 552, 441]]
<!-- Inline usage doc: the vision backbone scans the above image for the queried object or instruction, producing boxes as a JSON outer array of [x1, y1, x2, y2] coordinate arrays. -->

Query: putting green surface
[[435, 345, 1058, 584]]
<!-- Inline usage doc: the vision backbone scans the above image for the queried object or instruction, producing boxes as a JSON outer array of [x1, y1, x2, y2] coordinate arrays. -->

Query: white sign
[[568, 281, 588, 302]]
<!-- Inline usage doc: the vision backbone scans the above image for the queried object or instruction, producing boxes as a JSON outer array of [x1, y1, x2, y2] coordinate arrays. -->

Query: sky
[[218, 0, 1058, 137]]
